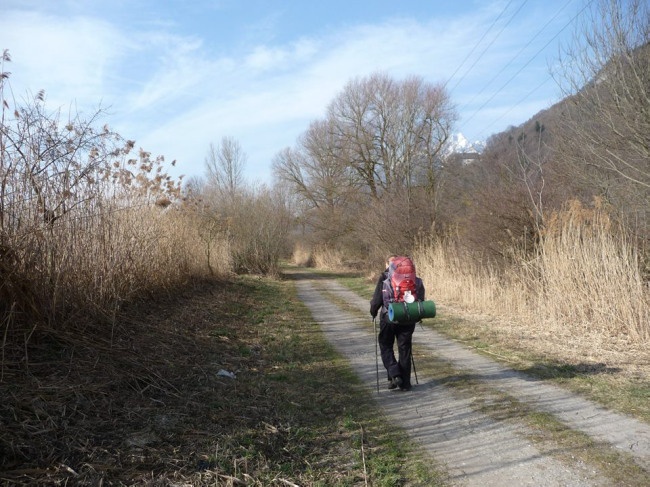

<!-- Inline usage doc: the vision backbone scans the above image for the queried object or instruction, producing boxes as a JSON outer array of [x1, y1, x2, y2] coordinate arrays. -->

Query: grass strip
[[1, 273, 446, 486]]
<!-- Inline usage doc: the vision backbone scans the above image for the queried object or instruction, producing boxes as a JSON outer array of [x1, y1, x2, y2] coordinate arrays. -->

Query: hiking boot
[[391, 376, 403, 389], [388, 379, 398, 390], [399, 383, 412, 392]]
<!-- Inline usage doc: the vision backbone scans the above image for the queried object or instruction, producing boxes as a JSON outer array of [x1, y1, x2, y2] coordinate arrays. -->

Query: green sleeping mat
[[388, 300, 436, 323]]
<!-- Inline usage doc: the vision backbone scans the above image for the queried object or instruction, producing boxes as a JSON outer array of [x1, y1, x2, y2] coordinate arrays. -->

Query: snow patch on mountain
[[445, 133, 485, 154]]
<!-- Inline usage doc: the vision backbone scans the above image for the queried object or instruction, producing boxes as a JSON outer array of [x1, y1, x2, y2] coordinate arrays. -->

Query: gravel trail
[[289, 270, 650, 486]]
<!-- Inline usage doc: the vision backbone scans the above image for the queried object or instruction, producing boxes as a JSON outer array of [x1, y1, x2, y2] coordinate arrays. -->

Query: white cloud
[[244, 38, 317, 72], [129, 10, 551, 180], [1, 1, 570, 184], [1, 11, 126, 107]]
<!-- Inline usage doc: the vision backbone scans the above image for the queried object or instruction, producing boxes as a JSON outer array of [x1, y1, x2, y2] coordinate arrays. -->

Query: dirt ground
[[288, 269, 650, 486]]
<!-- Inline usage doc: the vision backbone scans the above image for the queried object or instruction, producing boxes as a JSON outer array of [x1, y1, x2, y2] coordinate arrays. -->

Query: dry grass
[[297, 245, 365, 272], [0, 274, 443, 486], [290, 242, 313, 267], [0, 202, 229, 368], [312, 247, 346, 271], [536, 200, 648, 341], [224, 187, 291, 275], [0, 90, 231, 376], [414, 200, 649, 375]]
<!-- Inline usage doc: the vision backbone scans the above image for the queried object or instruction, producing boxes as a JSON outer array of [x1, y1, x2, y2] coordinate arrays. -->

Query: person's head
[[386, 254, 398, 268]]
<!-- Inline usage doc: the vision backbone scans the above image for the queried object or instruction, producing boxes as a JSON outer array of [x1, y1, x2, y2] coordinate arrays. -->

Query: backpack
[[384, 256, 419, 304]]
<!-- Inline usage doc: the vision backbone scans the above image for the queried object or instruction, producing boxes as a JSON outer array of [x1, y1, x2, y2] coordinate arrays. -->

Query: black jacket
[[369, 269, 389, 318]]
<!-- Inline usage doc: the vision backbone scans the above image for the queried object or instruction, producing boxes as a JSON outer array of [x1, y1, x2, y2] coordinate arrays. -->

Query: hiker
[[369, 255, 396, 330], [370, 255, 425, 391]]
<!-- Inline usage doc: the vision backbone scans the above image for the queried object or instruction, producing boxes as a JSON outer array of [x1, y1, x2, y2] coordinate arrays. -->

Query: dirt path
[[289, 270, 650, 486]]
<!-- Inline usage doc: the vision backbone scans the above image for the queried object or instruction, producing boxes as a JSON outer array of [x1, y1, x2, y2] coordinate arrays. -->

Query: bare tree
[[273, 72, 457, 259], [272, 120, 359, 247], [205, 136, 246, 198], [553, 0, 650, 258], [325, 72, 457, 197], [555, 0, 649, 197]]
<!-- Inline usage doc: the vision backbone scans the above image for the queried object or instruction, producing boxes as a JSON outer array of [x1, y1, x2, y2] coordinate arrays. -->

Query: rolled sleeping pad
[[388, 300, 436, 323]]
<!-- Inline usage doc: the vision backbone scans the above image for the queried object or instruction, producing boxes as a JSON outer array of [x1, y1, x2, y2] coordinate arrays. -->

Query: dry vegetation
[[0, 47, 290, 371], [1, 0, 649, 483], [0, 66, 228, 370], [290, 244, 358, 272], [277, 0, 649, 380], [407, 0, 649, 374], [414, 199, 649, 374]]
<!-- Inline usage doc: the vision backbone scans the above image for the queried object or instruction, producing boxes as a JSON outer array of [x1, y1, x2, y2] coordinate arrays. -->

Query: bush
[[197, 184, 292, 276]]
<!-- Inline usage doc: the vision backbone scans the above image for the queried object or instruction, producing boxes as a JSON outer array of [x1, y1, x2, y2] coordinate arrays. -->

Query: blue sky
[[1, 0, 589, 184]]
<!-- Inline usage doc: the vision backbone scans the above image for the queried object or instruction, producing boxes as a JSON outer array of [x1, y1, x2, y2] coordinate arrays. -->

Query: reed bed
[[415, 200, 649, 365], [535, 201, 648, 341], [0, 89, 231, 375]]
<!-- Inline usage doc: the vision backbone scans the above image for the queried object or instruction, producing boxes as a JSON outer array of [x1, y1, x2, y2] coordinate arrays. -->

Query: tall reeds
[[415, 199, 649, 351], [0, 74, 226, 366], [535, 200, 648, 341]]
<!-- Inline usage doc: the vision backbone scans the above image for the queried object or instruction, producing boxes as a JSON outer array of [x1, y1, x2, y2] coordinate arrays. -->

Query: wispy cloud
[[131, 8, 562, 180], [1, 1, 573, 182], [130, 15, 505, 178], [124, 36, 210, 111], [1, 11, 126, 107]]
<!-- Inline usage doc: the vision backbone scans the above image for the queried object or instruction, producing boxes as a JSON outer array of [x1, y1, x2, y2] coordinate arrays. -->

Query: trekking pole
[[412, 320, 422, 385], [373, 317, 379, 393], [411, 352, 419, 385]]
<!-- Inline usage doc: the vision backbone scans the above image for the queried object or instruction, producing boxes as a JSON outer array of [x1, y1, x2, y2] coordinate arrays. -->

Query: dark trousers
[[378, 317, 416, 386]]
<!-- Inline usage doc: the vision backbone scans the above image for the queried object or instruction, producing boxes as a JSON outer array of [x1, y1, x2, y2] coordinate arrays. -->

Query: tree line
[[263, 0, 649, 274]]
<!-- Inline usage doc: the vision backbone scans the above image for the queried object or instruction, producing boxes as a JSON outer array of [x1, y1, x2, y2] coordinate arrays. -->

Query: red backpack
[[385, 256, 418, 303]]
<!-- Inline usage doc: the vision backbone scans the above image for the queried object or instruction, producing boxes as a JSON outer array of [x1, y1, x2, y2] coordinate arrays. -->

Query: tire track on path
[[319, 277, 650, 472], [290, 271, 609, 486]]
